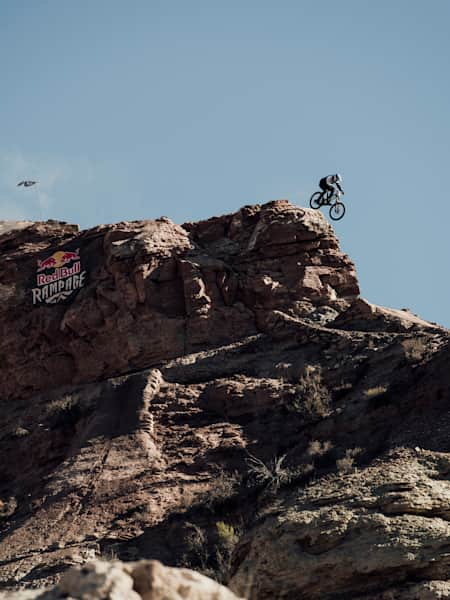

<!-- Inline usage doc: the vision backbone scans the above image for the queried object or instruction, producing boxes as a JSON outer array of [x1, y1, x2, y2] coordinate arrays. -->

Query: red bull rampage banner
[[32, 248, 87, 305]]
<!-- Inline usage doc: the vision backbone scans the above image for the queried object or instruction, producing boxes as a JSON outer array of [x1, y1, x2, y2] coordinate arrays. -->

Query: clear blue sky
[[1, 1, 449, 327]]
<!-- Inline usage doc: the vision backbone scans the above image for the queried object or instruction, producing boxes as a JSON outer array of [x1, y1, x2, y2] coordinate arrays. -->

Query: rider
[[319, 174, 344, 202]]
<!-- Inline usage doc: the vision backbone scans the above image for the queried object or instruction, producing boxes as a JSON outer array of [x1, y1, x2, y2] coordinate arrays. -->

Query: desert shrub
[[245, 452, 291, 491], [11, 427, 30, 438], [402, 337, 428, 362], [210, 470, 241, 504], [194, 469, 242, 511], [336, 447, 362, 473], [216, 521, 238, 546], [183, 523, 209, 571], [364, 386, 388, 399], [180, 521, 240, 584], [46, 395, 76, 415], [307, 439, 333, 457], [0, 496, 18, 518], [288, 365, 331, 419], [45, 394, 91, 428], [214, 521, 239, 583]]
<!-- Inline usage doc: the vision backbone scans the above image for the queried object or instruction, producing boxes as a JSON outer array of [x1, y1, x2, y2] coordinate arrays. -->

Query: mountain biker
[[319, 174, 344, 202]]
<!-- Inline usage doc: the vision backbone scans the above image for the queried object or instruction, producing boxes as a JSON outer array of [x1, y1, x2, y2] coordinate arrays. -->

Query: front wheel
[[309, 191, 323, 209], [329, 202, 346, 221]]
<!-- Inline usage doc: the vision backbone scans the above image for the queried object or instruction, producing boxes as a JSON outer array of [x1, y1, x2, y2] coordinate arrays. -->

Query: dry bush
[[181, 521, 240, 585], [183, 523, 209, 571], [364, 386, 388, 399], [288, 365, 331, 419], [216, 521, 238, 546], [182, 470, 243, 514], [0, 498, 9, 519], [307, 439, 333, 457], [336, 448, 362, 473], [214, 521, 239, 582], [402, 337, 428, 362], [11, 427, 30, 438], [200, 469, 242, 509], [245, 452, 291, 491], [45, 394, 77, 416], [45, 394, 95, 428]]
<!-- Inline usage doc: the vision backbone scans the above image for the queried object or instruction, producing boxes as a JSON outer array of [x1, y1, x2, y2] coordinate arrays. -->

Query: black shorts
[[319, 178, 334, 193]]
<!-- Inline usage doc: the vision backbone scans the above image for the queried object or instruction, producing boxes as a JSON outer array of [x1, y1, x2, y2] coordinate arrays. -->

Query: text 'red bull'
[[37, 262, 81, 285]]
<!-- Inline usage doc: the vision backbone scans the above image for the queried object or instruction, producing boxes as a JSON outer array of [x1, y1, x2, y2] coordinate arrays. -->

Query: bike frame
[[321, 189, 342, 205]]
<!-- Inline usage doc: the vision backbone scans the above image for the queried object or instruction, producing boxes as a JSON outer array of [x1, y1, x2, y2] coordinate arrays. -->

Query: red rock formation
[[1, 201, 449, 598], [0, 201, 359, 402]]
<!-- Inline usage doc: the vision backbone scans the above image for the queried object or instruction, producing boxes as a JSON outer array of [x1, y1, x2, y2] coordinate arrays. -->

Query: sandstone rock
[[56, 560, 140, 599], [229, 450, 450, 600], [360, 581, 450, 599], [0, 202, 449, 598], [0, 221, 34, 236], [331, 297, 444, 332], [128, 559, 244, 599], [0, 201, 360, 402], [0, 559, 243, 599]]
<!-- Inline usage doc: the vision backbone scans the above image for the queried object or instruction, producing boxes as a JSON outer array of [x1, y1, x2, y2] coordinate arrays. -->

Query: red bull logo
[[37, 249, 79, 272], [32, 248, 86, 305]]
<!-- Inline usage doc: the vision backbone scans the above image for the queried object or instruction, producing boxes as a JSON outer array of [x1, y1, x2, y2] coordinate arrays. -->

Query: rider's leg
[[324, 183, 334, 203], [319, 182, 328, 203]]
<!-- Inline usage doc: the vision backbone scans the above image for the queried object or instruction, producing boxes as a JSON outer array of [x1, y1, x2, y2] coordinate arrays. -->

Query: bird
[[17, 180, 37, 187]]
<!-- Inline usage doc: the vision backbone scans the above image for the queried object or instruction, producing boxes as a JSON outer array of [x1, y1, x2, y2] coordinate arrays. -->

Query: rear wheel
[[329, 202, 346, 221], [309, 191, 323, 209]]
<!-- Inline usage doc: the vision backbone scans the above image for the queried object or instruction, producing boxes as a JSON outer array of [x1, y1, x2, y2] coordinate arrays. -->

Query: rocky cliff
[[0, 201, 449, 599]]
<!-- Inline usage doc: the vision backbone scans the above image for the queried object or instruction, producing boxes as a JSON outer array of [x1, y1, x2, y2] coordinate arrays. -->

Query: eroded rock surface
[[0, 202, 359, 402], [1, 202, 449, 599], [0, 559, 244, 599], [229, 449, 450, 599]]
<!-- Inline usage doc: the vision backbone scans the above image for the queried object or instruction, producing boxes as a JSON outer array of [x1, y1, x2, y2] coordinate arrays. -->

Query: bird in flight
[[17, 180, 37, 187]]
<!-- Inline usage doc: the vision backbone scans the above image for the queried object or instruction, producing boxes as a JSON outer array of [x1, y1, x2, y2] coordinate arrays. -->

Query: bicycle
[[309, 189, 346, 221]]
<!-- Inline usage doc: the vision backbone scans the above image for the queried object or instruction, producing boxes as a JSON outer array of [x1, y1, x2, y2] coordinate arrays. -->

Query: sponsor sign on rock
[[32, 249, 87, 305]]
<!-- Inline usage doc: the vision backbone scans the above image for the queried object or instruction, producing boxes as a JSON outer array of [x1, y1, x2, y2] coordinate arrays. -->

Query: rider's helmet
[[334, 173, 342, 182]]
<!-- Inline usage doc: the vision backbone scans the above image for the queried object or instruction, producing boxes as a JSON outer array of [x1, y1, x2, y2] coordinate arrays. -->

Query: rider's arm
[[336, 182, 344, 193]]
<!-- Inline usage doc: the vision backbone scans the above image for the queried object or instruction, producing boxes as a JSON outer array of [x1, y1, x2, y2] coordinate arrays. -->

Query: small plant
[[11, 427, 30, 438], [46, 395, 76, 415], [181, 520, 241, 584], [307, 439, 333, 457], [211, 470, 241, 504], [183, 523, 209, 570], [288, 365, 331, 419], [193, 469, 242, 511], [402, 337, 427, 362], [0, 498, 17, 522], [185, 523, 207, 548], [364, 386, 388, 399], [245, 452, 291, 491], [45, 394, 86, 428], [214, 521, 239, 583], [336, 447, 362, 473], [216, 521, 238, 547]]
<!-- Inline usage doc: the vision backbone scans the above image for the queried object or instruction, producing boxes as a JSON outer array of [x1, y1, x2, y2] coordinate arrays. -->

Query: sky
[[1, 0, 450, 327]]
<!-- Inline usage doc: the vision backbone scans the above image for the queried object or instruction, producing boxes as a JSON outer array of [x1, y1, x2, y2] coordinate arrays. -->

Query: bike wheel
[[309, 191, 323, 209], [329, 202, 346, 221]]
